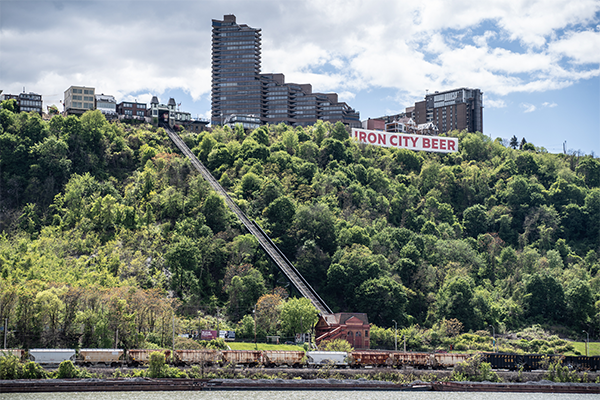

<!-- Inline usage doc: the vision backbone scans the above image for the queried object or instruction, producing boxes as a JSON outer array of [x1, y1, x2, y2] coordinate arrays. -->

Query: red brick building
[[315, 313, 370, 349]]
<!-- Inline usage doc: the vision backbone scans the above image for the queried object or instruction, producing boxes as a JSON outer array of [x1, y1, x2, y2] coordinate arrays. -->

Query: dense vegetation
[[0, 99, 598, 350]]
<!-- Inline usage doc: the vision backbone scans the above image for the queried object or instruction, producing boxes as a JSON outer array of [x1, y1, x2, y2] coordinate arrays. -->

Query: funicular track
[[162, 124, 332, 315]]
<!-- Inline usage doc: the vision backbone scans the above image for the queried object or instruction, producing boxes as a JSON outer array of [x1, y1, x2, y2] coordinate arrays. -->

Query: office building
[[211, 14, 360, 128], [64, 86, 95, 115]]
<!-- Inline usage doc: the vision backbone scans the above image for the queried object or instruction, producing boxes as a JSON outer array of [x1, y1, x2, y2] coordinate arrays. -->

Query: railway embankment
[[24, 365, 600, 383]]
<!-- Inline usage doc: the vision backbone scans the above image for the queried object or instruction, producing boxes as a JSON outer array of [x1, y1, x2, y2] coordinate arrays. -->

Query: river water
[[1, 392, 596, 400]]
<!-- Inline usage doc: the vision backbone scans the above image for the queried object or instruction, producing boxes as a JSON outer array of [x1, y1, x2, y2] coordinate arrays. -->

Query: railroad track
[[163, 125, 332, 316]]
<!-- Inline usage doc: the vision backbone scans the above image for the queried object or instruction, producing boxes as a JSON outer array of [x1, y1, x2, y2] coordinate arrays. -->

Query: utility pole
[[583, 330, 589, 357], [172, 315, 175, 362], [392, 320, 397, 352], [253, 308, 257, 350], [3, 318, 7, 349], [115, 329, 118, 350]]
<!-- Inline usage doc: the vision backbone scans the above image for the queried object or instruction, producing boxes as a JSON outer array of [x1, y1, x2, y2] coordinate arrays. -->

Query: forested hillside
[[0, 99, 598, 350]]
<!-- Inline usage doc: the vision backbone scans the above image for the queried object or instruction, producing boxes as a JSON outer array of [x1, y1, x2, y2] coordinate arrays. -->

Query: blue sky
[[1, 0, 599, 155]]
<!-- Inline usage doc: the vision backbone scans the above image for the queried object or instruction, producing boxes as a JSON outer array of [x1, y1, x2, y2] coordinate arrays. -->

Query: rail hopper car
[[1, 349, 598, 371]]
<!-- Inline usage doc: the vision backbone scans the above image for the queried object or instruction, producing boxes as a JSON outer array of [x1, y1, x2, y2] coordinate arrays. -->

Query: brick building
[[315, 313, 370, 349], [117, 101, 147, 121]]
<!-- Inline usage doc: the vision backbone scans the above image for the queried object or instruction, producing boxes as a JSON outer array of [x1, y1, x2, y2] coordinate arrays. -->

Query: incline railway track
[[162, 124, 332, 316]]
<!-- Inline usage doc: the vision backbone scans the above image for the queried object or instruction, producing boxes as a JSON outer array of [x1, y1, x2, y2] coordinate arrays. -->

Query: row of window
[[225, 45, 257, 50], [216, 31, 258, 37], [121, 103, 146, 109], [215, 50, 258, 55], [20, 100, 42, 107], [71, 102, 94, 109], [222, 40, 256, 46]]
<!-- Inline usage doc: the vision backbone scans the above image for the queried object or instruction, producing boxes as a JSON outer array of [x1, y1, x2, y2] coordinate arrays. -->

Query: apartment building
[[95, 94, 117, 118], [64, 86, 95, 115], [117, 101, 147, 120], [414, 88, 483, 134], [0, 91, 43, 114], [211, 14, 360, 128]]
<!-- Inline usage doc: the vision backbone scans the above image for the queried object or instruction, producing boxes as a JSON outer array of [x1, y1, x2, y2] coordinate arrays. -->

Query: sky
[[1, 0, 599, 155]]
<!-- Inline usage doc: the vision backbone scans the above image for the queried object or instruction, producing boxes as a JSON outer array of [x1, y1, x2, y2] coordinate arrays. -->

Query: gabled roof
[[321, 312, 369, 326]]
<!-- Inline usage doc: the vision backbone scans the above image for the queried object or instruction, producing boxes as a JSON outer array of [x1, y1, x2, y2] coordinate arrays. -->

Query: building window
[[84, 89, 93, 95]]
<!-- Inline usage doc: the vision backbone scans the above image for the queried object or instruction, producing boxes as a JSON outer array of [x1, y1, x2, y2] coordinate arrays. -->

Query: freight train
[[2, 349, 599, 371]]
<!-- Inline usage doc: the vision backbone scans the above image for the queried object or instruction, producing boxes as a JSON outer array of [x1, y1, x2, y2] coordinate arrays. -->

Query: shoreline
[[1, 378, 599, 393]]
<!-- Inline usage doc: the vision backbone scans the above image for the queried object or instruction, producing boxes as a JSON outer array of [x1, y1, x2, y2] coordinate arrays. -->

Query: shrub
[[148, 351, 165, 378], [55, 360, 89, 379], [451, 354, 500, 382], [318, 338, 353, 352], [21, 361, 46, 379], [0, 355, 21, 379]]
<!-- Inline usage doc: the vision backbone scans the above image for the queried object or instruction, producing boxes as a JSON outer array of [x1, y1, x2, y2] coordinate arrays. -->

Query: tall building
[[414, 88, 483, 134], [64, 86, 95, 116], [211, 15, 360, 128]]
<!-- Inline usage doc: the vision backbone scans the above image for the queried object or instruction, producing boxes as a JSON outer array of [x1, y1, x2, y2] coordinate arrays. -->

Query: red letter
[[448, 139, 456, 151], [368, 133, 377, 144], [378, 133, 387, 146], [359, 131, 367, 142], [432, 138, 438, 149], [440, 139, 447, 150], [390, 135, 398, 146], [403, 136, 411, 147], [423, 138, 431, 148], [411, 136, 420, 148]]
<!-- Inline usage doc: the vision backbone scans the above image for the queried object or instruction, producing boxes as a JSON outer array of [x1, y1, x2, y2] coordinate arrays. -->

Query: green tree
[[293, 202, 337, 255], [355, 277, 408, 327], [463, 204, 489, 237], [263, 196, 295, 236], [202, 193, 229, 233], [279, 297, 319, 337], [436, 276, 481, 331], [330, 121, 349, 141], [524, 274, 566, 323]]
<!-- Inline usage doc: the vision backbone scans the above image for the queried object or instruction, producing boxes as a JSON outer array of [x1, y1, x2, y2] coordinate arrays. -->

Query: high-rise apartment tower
[[211, 15, 360, 127]]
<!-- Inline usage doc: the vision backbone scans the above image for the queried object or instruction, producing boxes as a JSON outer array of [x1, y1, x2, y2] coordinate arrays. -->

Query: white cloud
[[548, 30, 600, 64], [486, 99, 507, 108], [521, 103, 537, 113], [0, 0, 599, 116], [542, 102, 558, 108]]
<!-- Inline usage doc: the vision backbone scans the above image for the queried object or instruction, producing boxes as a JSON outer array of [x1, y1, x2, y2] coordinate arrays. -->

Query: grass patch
[[569, 341, 600, 356], [228, 342, 305, 351]]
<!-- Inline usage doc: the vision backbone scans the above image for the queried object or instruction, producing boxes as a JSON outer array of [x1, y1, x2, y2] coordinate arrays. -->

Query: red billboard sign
[[201, 330, 218, 340], [352, 128, 458, 153]]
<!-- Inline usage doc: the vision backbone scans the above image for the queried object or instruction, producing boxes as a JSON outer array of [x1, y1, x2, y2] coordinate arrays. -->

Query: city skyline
[[1, 1, 598, 154]]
